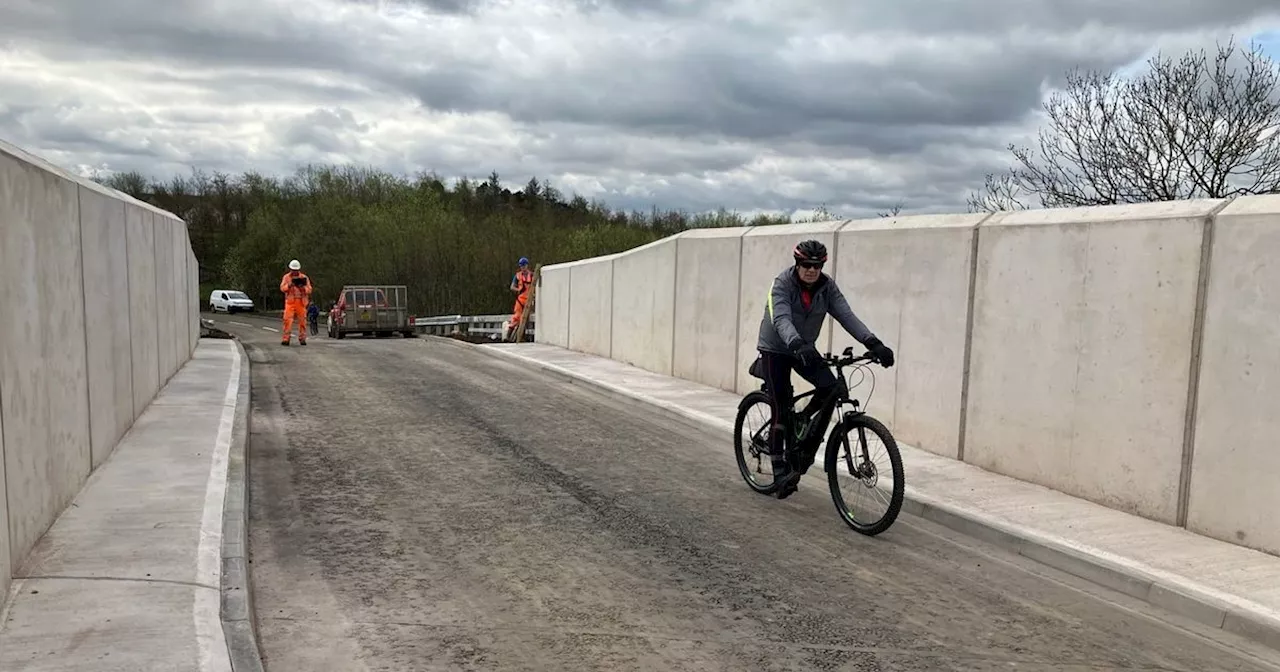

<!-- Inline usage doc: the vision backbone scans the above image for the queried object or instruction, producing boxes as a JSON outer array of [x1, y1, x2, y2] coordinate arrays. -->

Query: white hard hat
[[288, 259, 301, 270]]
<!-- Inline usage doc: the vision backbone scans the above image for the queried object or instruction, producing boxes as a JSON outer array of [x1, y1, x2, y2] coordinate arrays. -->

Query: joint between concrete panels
[[731, 234, 745, 394], [1, 346, 10, 579], [75, 187, 92, 476], [121, 202, 136, 423], [152, 215, 163, 391], [608, 259, 615, 359], [669, 240, 679, 376], [1176, 196, 1234, 528], [955, 213, 994, 463]]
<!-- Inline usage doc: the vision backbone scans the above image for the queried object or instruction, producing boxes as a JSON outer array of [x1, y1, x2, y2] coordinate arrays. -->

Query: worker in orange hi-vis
[[279, 259, 313, 346], [509, 256, 534, 330]]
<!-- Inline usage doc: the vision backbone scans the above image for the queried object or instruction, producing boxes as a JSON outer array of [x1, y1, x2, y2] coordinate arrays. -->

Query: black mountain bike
[[734, 346, 905, 536]]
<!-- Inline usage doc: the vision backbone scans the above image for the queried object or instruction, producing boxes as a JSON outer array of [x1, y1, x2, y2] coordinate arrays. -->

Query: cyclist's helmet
[[793, 239, 828, 265], [518, 257, 529, 266]]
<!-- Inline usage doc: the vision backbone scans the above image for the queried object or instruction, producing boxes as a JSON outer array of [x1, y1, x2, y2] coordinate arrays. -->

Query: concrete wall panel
[[736, 221, 846, 395], [0, 148, 92, 573], [831, 214, 986, 458], [673, 228, 748, 392], [1187, 196, 1280, 555], [964, 201, 1220, 524], [170, 217, 186, 374], [0, 378, 8, 600], [78, 185, 135, 468], [535, 264, 571, 347], [610, 237, 680, 375], [127, 206, 160, 414], [153, 215, 176, 385], [0, 139, 193, 613], [188, 246, 198, 355], [568, 256, 616, 358]]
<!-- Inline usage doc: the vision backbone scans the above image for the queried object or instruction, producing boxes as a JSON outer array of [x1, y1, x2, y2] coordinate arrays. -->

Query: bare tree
[[966, 172, 1030, 212], [876, 202, 904, 218], [969, 39, 1280, 211]]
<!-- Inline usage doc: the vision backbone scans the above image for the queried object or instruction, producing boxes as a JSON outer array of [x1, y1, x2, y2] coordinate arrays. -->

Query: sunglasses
[[797, 261, 824, 270]]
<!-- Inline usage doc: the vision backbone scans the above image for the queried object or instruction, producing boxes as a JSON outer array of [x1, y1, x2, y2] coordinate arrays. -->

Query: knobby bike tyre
[[734, 391, 779, 495], [824, 413, 904, 536]]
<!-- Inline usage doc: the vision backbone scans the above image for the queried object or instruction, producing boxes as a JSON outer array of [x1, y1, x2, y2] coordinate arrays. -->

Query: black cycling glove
[[795, 343, 822, 368], [864, 337, 894, 367]]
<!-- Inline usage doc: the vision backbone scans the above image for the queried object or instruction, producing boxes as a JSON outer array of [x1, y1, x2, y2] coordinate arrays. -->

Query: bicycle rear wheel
[[824, 413, 904, 535], [734, 391, 779, 495]]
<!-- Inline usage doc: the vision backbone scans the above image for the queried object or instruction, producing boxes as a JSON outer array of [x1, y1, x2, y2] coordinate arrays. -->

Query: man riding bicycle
[[756, 239, 895, 500]]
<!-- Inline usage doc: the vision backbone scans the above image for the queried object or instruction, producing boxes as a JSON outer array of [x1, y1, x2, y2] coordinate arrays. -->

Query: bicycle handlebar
[[823, 346, 881, 367]]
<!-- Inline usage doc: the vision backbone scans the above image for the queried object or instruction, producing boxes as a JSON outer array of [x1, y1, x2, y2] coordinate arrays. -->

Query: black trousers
[[758, 350, 839, 470]]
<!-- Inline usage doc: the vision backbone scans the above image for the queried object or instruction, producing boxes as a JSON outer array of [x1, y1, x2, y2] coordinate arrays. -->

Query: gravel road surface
[[216, 314, 1280, 672]]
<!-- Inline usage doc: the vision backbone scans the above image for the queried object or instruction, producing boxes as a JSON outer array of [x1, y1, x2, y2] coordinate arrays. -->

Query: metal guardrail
[[413, 313, 536, 339]]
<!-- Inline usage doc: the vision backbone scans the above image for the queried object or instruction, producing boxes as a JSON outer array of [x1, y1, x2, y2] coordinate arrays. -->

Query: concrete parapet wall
[[542, 195, 1280, 557], [831, 213, 988, 459], [673, 227, 748, 392], [611, 236, 681, 376], [965, 201, 1220, 525], [1186, 196, 1280, 555], [736, 221, 844, 395], [567, 255, 617, 358], [0, 139, 197, 604], [536, 264, 571, 348]]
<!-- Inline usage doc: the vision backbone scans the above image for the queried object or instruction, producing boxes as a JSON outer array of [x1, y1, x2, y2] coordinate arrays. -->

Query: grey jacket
[[756, 267, 876, 354]]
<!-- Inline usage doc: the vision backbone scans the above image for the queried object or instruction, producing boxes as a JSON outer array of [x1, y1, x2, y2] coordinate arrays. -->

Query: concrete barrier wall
[[736, 222, 844, 395], [535, 264, 571, 348], [567, 255, 617, 358], [831, 214, 988, 459], [1187, 196, 1280, 555], [0, 140, 197, 604], [965, 201, 1218, 525], [543, 195, 1280, 556], [610, 236, 681, 375], [673, 227, 748, 392]]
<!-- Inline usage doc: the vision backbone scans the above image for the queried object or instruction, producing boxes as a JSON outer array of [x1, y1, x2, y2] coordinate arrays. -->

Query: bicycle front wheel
[[824, 413, 904, 536]]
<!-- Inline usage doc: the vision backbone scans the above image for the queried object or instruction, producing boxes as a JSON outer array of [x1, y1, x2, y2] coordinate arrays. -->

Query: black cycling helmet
[[793, 239, 828, 265]]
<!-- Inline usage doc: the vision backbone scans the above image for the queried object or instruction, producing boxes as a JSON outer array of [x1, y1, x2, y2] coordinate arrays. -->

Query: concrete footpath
[[0, 339, 260, 672], [480, 341, 1280, 653]]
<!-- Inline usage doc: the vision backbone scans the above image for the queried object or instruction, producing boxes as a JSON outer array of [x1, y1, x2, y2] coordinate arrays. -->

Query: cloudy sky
[[2, 1, 1279, 219]]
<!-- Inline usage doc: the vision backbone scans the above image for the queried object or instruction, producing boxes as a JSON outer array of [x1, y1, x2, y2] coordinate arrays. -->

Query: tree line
[[98, 167, 792, 315]]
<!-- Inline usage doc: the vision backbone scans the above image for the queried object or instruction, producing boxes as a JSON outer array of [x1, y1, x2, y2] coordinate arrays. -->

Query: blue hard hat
[[518, 257, 529, 265]]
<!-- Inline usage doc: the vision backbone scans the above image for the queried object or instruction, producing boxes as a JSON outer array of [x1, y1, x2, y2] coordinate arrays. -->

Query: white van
[[209, 289, 255, 314]]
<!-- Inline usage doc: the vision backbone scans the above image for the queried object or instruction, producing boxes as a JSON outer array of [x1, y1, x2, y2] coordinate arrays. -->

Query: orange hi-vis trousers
[[282, 299, 308, 343], [280, 271, 312, 343]]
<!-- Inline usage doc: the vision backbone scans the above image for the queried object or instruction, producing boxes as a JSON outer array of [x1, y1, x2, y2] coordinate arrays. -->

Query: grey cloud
[[2, 0, 1279, 217], [275, 108, 370, 153]]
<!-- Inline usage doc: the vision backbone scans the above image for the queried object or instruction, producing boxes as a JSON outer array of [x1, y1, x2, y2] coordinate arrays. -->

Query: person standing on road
[[280, 259, 312, 346], [507, 257, 535, 335], [307, 301, 320, 336], [755, 240, 895, 500]]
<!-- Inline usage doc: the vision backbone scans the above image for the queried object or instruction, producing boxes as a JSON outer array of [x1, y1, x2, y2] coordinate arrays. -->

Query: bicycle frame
[[757, 346, 878, 458]]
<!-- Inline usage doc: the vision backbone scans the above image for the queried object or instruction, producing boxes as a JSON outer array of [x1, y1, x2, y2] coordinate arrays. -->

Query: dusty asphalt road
[[215, 314, 1280, 672]]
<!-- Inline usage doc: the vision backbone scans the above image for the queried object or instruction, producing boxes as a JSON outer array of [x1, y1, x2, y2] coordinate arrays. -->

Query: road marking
[[262, 326, 279, 333], [230, 321, 252, 327]]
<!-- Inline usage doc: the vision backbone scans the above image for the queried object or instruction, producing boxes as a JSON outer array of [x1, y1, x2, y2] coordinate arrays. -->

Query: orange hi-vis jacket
[[280, 271, 312, 302], [513, 269, 534, 296]]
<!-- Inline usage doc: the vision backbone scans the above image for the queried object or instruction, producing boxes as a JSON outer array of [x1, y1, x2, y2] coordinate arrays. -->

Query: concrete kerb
[[219, 338, 264, 672], [467, 341, 1280, 654]]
